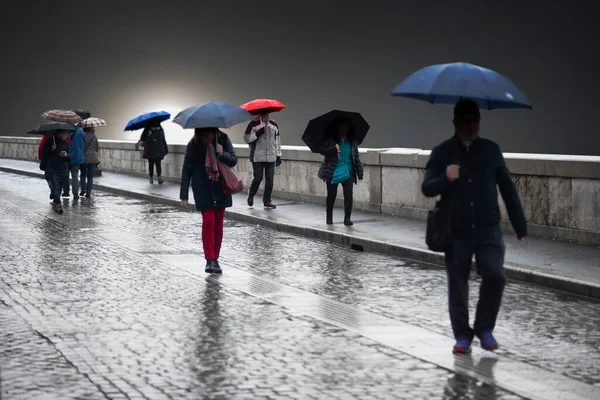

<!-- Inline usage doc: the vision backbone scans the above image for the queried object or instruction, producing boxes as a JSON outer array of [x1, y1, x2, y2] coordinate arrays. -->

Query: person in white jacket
[[243, 110, 281, 209]]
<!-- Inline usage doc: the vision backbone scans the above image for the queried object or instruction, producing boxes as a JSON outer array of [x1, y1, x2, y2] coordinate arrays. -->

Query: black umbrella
[[28, 122, 77, 135], [301, 110, 370, 154], [72, 108, 91, 120]]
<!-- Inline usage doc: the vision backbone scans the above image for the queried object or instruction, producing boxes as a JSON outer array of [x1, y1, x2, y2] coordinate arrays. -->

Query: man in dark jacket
[[421, 99, 527, 354]]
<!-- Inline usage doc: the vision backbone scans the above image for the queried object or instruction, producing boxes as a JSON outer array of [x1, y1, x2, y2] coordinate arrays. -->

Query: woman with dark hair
[[180, 127, 237, 274], [318, 118, 364, 225], [138, 117, 168, 184]]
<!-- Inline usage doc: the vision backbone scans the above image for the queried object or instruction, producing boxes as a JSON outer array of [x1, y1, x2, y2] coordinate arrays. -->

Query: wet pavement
[[2, 158, 600, 293], [1, 172, 600, 400]]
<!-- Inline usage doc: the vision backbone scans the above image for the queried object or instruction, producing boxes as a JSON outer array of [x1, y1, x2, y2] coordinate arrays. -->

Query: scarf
[[204, 139, 220, 182]]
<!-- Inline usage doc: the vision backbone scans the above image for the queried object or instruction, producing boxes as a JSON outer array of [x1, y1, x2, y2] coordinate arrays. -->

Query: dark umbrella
[[301, 110, 370, 154], [125, 111, 170, 131], [28, 122, 77, 135], [391, 62, 532, 110], [72, 108, 91, 119]]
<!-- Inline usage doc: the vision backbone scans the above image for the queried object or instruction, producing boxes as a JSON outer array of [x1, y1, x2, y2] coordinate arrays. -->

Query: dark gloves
[[255, 128, 265, 138], [276, 157, 282, 167]]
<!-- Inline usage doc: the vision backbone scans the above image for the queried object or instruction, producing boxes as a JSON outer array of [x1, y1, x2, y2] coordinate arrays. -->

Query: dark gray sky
[[2, 0, 599, 155]]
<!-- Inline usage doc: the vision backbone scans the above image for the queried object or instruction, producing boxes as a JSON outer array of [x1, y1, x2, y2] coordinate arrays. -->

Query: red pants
[[201, 208, 225, 260]]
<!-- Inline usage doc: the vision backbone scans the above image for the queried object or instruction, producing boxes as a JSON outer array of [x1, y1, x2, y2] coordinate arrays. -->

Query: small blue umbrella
[[124, 111, 170, 131], [392, 62, 532, 110], [173, 102, 253, 129]]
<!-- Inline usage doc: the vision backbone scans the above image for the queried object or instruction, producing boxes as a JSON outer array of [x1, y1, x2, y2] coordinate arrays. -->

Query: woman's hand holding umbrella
[[215, 143, 223, 155]]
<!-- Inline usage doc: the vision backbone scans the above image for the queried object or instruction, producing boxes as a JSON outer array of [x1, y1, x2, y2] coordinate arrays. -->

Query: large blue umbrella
[[173, 102, 253, 129], [392, 62, 532, 110], [124, 111, 170, 131]]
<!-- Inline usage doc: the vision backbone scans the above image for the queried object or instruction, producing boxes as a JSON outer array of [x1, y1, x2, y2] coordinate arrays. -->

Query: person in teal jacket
[[67, 127, 87, 199]]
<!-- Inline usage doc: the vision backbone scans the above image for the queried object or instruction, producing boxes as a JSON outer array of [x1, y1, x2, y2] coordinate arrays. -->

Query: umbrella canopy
[[240, 98, 286, 115], [173, 102, 253, 129], [125, 111, 170, 131], [41, 109, 82, 124], [79, 117, 107, 128], [28, 122, 77, 135], [391, 62, 532, 110], [72, 108, 91, 119], [302, 110, 370, 153]]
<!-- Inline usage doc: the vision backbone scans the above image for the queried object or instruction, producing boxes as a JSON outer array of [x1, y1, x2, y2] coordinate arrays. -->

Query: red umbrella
[[240, 99, 286, 115]]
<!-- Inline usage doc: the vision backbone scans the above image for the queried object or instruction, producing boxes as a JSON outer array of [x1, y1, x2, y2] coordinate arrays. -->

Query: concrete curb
[[2, 165, 599, 300]]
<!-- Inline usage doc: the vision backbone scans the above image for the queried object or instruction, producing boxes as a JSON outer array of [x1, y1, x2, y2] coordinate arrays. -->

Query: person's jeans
[[70, 164, 81, 195], [80, 163, 96, 195], [444, 226, 506, 340], [201, 208, 225, 260], [326, 177, 354, 218], [148, 158, 162, 177], [249, 162, 276, 205]]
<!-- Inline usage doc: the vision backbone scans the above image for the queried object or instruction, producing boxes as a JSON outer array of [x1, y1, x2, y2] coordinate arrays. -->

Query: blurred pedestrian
[[80, 127, 100, 198], [318, 117, 364, 225], [243, 109, 281, 209], [421, 99, 527, 354], [138, 117, 168, 184], [41, 130, 71, 214], [67, 125, 87, 199], [180, 127, 237, 274]]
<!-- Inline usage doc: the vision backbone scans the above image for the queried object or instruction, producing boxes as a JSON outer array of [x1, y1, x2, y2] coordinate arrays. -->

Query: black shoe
[[212, 260, 223, 274], [158, 176, 164, 184], [344, 217, 353, 226], [85, 193, 91, 199], [80, 190, 86, 196], [326, 212, 333, 225], [149, 177, 154, 184], [62, 192, 70, 198], [247, 196, 254, 206], [49, 193, 54, 200], [73, 194, 80, 200], [205, 260, 214, 273]]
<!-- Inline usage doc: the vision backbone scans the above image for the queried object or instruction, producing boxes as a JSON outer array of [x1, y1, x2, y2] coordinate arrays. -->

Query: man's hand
[[181, 200, 188, 208], [215, 143, 223, 155], [276, 156, 282, 167], [335, 144, 340, 153], [252, 122, 265, 132], [446, 164, 460, 182], [59, 151, 68, 158], [52, 144, 56, 151]]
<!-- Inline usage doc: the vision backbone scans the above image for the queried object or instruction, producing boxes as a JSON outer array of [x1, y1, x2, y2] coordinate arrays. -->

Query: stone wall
[[2, 136, 599, 244]]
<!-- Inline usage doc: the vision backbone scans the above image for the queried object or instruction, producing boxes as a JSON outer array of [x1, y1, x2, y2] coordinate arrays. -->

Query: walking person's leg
[[212, 208, 226, 274], [248, 162, 264, 206], [445, 237, 477, 353], [148, 159, 155, 183], [80, 165, 87, 196], [86, 164, 95, 197], [52, 173, 63, 212], [473, 227, 506, 350], [325, 182, 338, 224], [263, 162, 276, 207], [201, 209, 216, 273], [341, 178, 354, 225], [156, 159, 163, 184], [71, 164, 80, 198], [62, 164, 70, 196]]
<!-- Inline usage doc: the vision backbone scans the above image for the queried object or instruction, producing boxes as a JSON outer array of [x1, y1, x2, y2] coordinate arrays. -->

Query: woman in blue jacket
[[68, 127, 86, 199], [180, 127, 237, 274]]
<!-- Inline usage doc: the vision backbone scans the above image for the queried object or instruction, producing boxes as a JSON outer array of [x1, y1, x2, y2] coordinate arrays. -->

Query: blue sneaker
[[477, 331, 498, 351], [453, 338, 472, 354]]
